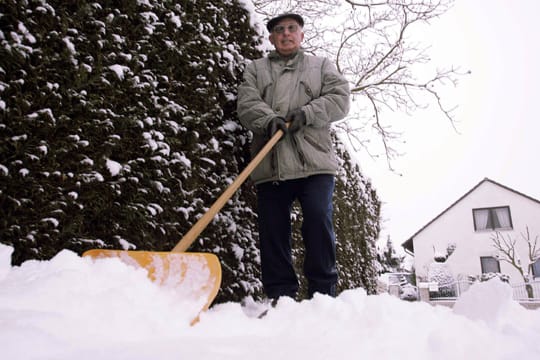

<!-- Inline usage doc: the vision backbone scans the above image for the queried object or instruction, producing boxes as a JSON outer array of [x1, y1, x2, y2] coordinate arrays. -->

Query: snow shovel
[[83, 126, 287, 324]]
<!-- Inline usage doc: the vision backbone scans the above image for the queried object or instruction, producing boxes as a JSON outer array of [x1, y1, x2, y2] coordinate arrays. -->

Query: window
[[473, 206, 513, 231], [480, 256, 501, 273], [532, 259, 540, 278]]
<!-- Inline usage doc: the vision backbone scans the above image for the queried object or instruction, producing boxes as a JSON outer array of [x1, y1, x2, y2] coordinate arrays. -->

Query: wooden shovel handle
[[172, 127, 286, 252]]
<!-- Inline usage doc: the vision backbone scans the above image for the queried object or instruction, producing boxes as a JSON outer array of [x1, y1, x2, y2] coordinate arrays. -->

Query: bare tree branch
[[252, 0, 469, 168], [491, 226, 539, 283]]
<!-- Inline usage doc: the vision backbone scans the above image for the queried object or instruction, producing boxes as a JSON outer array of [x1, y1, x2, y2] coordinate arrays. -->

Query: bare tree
[[491, 227, 540, 298], [252, 0, 468, 169]]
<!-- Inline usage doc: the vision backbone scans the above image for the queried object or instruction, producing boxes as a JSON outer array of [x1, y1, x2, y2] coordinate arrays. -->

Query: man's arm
[[237, 62, 276, 135]]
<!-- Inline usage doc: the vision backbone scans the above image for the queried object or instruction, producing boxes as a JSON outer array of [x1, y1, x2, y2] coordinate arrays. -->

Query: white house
[[402, 178, 540, 288]]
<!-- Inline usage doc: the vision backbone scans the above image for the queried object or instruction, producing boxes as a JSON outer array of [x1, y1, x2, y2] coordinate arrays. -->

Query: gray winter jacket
[[237, 50, 350, 184]]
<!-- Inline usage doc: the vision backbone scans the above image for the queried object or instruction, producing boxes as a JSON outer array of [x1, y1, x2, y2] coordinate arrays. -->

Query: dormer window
[[472, 206, 513, 231]]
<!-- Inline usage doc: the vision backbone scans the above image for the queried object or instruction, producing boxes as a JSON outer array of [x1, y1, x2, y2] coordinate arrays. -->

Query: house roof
[[401, 177, 540, 254]]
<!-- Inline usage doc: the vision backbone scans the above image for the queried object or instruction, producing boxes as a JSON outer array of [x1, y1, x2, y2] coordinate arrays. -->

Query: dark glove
[[267, 116, 288, 138], [286, 108, 306, 133]]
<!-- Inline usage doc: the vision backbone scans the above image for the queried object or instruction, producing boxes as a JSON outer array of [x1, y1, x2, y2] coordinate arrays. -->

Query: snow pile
[[0, 244, 13, 281], [1, 243, 539, 360]]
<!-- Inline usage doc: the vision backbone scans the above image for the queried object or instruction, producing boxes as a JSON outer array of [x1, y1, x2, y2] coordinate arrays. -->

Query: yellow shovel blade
[[83, 249, 221, 324]]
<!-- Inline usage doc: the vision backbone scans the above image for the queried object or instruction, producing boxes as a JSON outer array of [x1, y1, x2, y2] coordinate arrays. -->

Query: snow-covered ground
[[1, 243, 539, 360]]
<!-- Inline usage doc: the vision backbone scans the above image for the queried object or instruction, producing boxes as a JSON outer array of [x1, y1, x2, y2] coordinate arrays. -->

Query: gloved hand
[[267, 116, 288, 138], [286, 108, 306, 133]]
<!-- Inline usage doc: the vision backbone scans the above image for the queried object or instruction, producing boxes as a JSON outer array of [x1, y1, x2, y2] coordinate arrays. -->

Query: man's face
[[269, 19, 304, 56]]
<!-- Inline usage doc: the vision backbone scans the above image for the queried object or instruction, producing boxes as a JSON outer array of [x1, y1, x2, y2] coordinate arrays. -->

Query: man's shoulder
[[248, 57, 270, 73], [252, 57, 268, 64], [305, 54, 326, 61], [301, 53, 328, 67], [302, 52, 324, 60], [241, 57, 269, 74]]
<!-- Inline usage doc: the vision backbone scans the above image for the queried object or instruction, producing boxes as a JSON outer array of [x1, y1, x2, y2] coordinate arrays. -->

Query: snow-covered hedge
[[0, 0, 381, 302]]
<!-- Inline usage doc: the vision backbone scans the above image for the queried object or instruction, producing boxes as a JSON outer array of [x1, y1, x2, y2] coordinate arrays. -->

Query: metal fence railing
[[512, 281, 540, 301], [429, 280, 472, 300], [428, 279, 540, 302]]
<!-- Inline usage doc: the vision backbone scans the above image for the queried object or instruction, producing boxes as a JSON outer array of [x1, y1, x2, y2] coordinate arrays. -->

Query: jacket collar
[[268, 49, 304, 65]]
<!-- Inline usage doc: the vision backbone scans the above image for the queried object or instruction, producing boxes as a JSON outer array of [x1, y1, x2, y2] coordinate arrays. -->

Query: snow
[[0, 243, 538, 360], [168, 14, 182, 28], [17, 22, 36, 44], [108, 64, 130, 80], [63, 37, 76, 54], [40, 217, 59, 228], [106, 159, 122, 176]]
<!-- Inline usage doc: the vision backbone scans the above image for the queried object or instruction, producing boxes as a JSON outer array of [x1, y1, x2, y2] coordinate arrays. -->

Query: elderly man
[[237, 13, 350, 301]]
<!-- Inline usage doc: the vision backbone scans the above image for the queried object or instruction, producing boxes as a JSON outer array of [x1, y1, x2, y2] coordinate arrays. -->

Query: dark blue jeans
[[256, 174, 337, 300]]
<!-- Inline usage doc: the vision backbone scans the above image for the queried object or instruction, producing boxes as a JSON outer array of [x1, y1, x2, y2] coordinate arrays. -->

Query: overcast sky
[[357, 0, 540, 252]]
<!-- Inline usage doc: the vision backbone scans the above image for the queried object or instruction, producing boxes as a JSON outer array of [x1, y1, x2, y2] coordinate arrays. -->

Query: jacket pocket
[[299, 62, 322, 97], [254, 62, 274, 104], [298, 128, 337, 172], [299, 80, 314, 101], [303, 129, 332, 153], [298, 79, 320, 107]]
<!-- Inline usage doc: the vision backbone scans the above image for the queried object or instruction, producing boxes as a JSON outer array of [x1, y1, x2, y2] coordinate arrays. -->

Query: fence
[[428, 280, 471, 300], [512, 281, 540, 301], [428, 279, 540, 302]]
